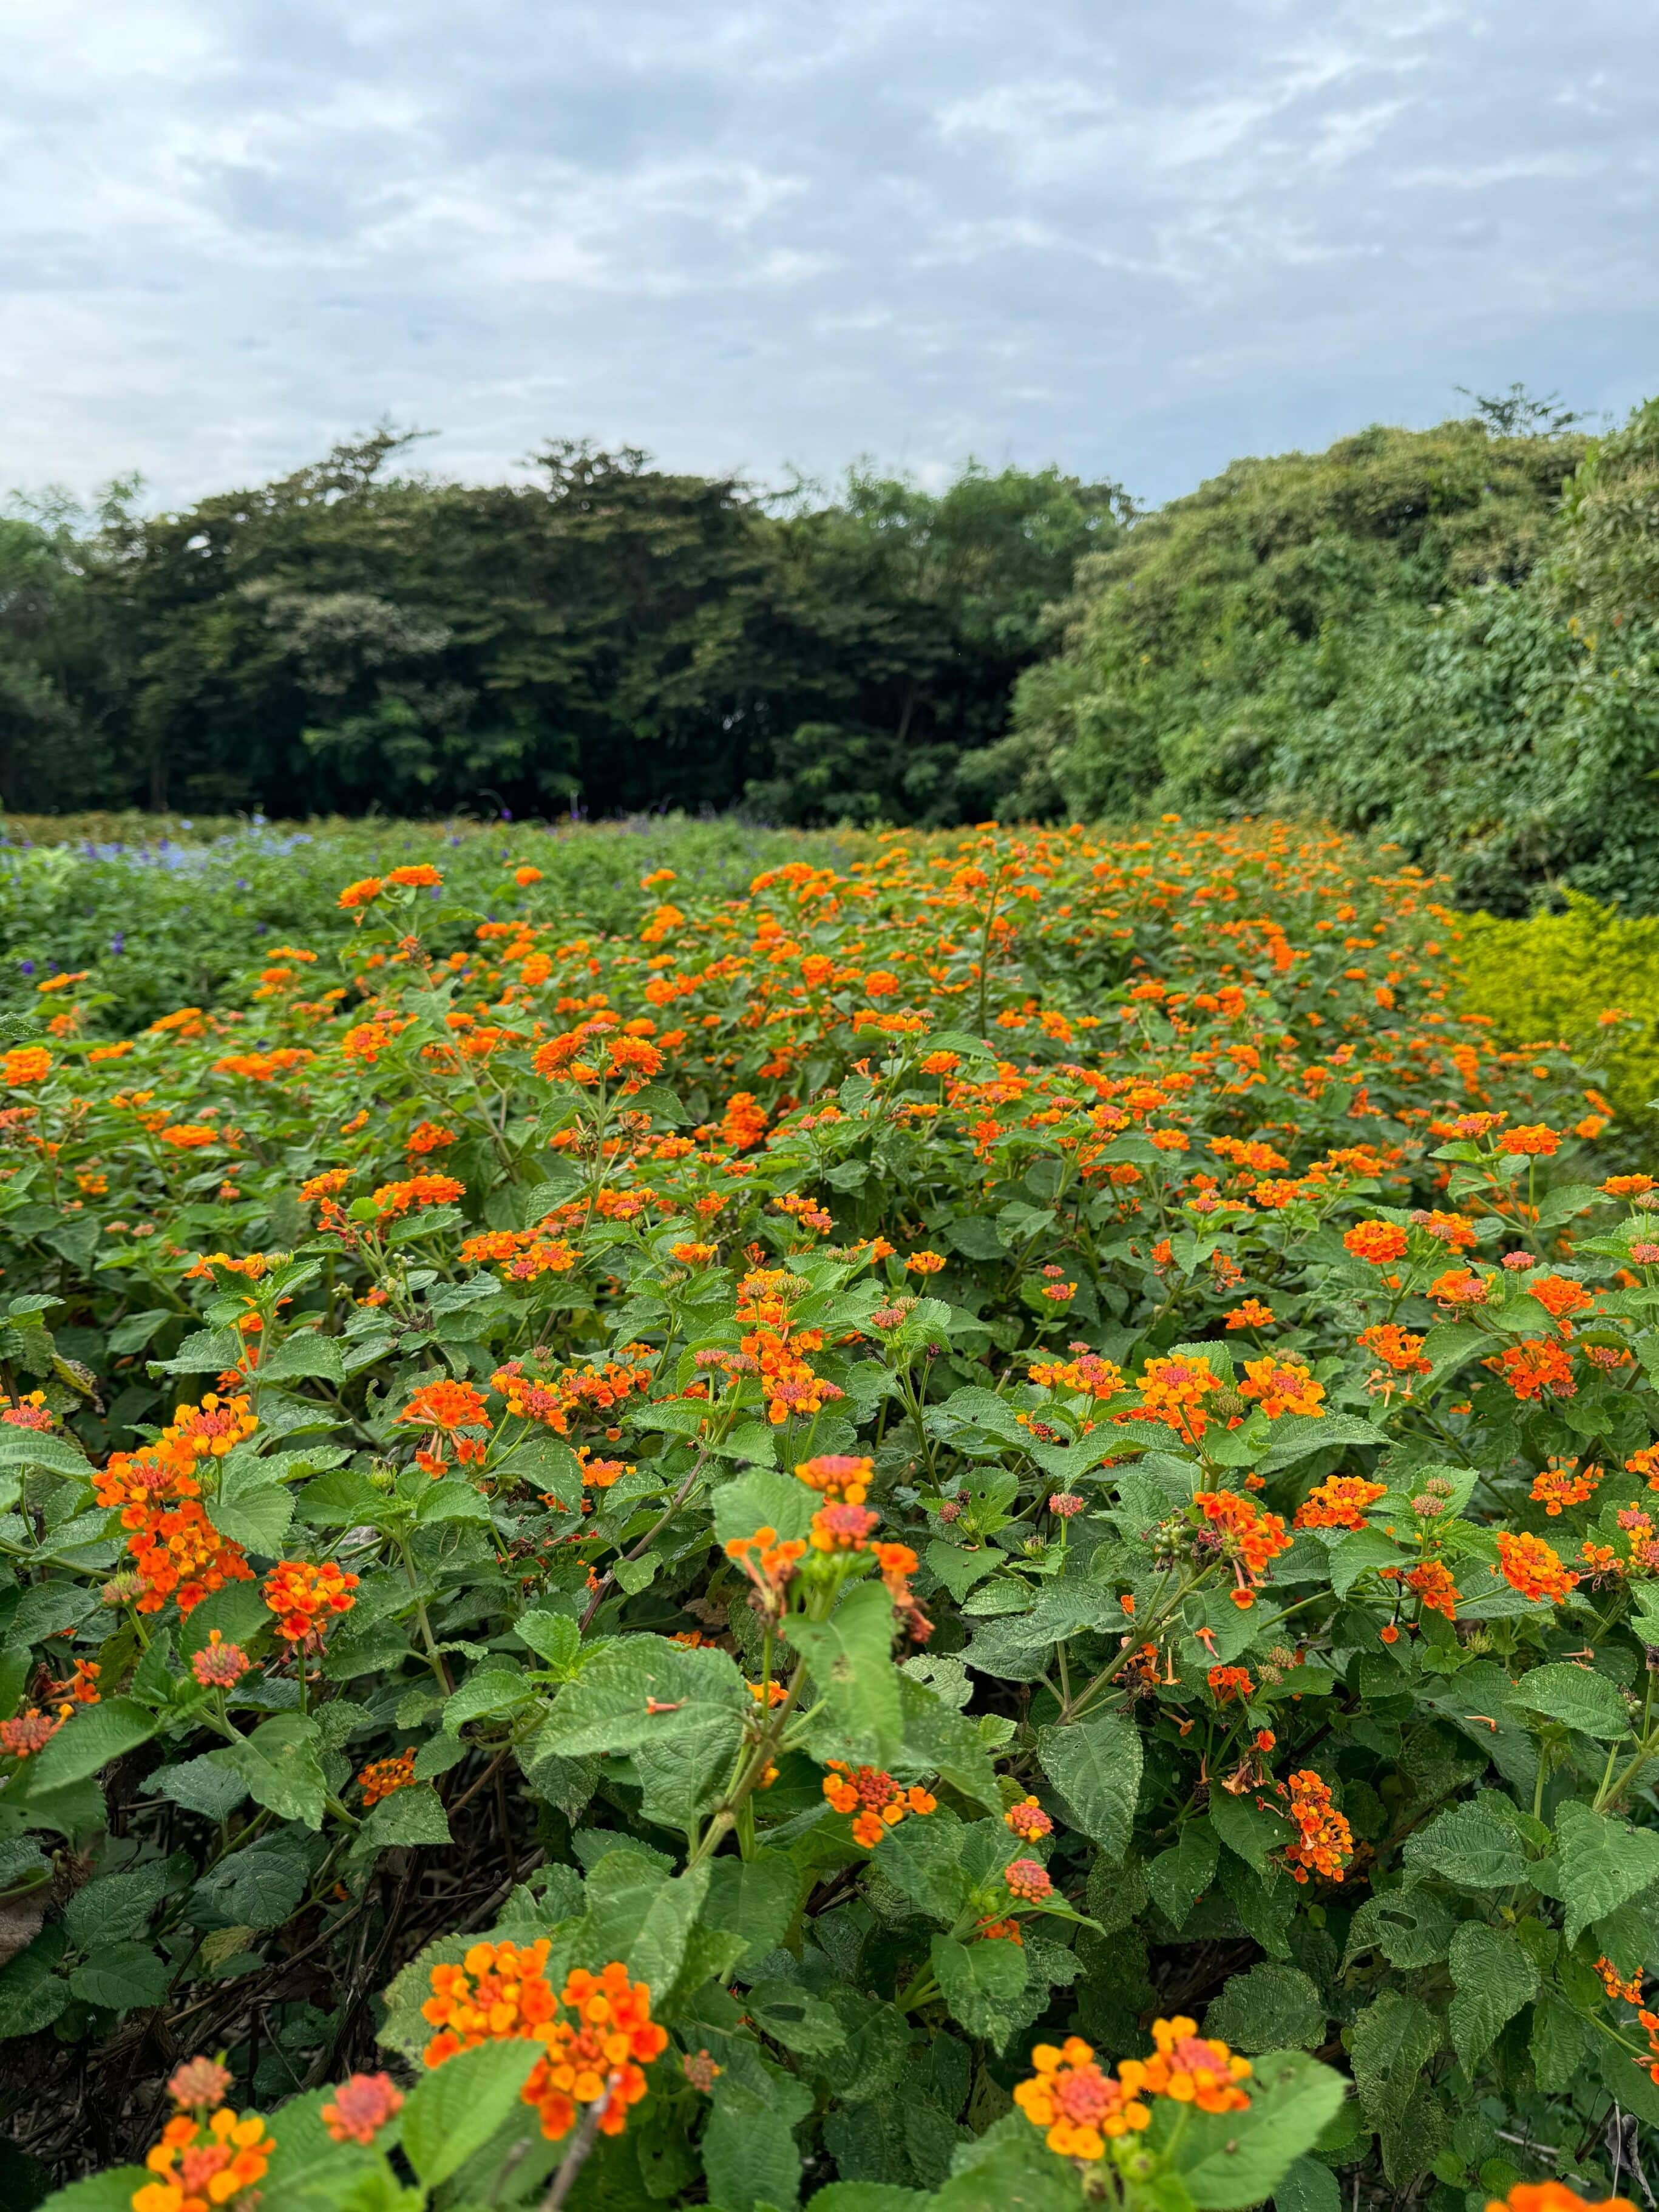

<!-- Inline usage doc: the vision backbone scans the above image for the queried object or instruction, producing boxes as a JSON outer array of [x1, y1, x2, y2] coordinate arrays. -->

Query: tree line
[[1009, 388, 1659, 914], [7, 390, 1658, 914], [0, 437, 1127, 825]]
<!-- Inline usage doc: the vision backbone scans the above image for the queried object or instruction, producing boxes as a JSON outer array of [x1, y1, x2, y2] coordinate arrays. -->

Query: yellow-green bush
[[1459, 890, 1659, 1129]]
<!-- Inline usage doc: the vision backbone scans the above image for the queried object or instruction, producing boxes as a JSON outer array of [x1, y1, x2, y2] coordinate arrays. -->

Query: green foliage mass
[[1459, 895, 1659, 1132], [0, 819, 1653, 2209], [1012, 398, 1659, 914], [0, 815, 849, 1034], [0, 440, 1125, 829]]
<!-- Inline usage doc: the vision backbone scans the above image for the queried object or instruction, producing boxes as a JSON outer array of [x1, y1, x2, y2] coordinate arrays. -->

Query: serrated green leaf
[[1160, 2049, 1346, 2209], [1205, 1963, 1326, 2053], [22, 1697, 155, 1790], [1402, 1805, 1527, 1889], [360, 1782, 452, 1848], [930, 1933, 1026, 2040], [1147, 1817, 1218, 1932], [67, 1941, 169, 2012], [1036, 1710, 1141, 1858], [399, 2038, 543, 2187], [211, 1712, 327, 1830], [1553, 1800, 1659, 1943], [789, 1579, 904, 1769], [1447, 1921, 1538, 2071], [703, 1850, 801, 1969], [1511, 1662, 1631, 1740]]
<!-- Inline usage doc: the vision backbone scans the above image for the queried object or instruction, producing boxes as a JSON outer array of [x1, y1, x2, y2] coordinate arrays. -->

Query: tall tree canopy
[[0, 438, 1126, 824], [1008, 400, 1659, 911]]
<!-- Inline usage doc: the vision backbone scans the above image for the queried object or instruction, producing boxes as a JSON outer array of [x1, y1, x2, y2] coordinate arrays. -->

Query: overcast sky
[[7, 0, 1656, 512]]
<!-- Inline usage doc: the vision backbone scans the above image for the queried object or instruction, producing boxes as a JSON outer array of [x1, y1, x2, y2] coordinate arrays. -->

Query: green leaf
[[1552, 1800, 1659, 1943], [0, 1431, 92, 1478], [36, 2172, 151, 2212], [443, 1665, 534, 1729], [1274, 2159, 1341, 2212], [0, 1927, 69, 2037], [149, 1327, 243, 1376], [702, 2072, 808, 2212], [537, 1639, 745, 1760], [23, 1697, 155, 1790], [514, 1609, 582, 1672], [296, 1468, 394, 1527], [211, 1712, 327, 1830], [1531, 1993, 1588, 2092], [1344, 1887, 1456, 1970], [63, 1862, 169, 1947], [897, 1674, 1001, 1811], [1349, 1989, 1442, 2135], [1206, 1964, 1326, 2053], [1209, 1786, 1291, 1876], [359, 1783, 452, 1848], [260, 1331, 345, 1384], [582, 1852, 710, 1993], [1511, 1662, 1632, 1739], [67, 1942, 169, 2012], [788, 1579, 904, 1769], [1261, 1412, 1387, 1470], [929, 1933, 1026, 2041], [416, 1479, 494, 1527], [1147, 1817, 1219, 1932], [1402, 1805, 1527, 1889], [154, 1756, 250, 1822], [1162, 2049, 1346, 2210], [1325, 1526, 1405, 1600], [711, 1465, 815, 1547], [190, 1840, 308, 1929], [1447, 1921, 1539, 2070], [924, 1540, 1000, 1604], [399, 2038, 543, 2187], [874, 1811, 974, 1921], [107, 1308, 170, 1355], [207, 1470, 294, 1555], [745, 1978, 848, 2055], [930, 2126, 1079, 2210], [1036, 1710, 1141, 1858], [703, 1851, 801, 1970], [1419, 1322, 1491, 1385]]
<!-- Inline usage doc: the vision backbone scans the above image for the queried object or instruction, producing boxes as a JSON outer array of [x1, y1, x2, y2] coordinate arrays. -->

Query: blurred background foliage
[[7, 389, 1659, 1118]]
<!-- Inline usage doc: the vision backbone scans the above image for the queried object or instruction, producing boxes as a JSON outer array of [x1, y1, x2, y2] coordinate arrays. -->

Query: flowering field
[[0, 819, 1654, 2212]]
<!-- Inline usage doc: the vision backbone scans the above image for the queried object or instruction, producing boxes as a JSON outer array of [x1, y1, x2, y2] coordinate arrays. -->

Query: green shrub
[[1459, 893, 1659, 1130]]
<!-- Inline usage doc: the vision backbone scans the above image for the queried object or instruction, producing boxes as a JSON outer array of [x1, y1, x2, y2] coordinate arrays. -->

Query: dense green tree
[[1010, 415, 1591, 828], [0, 438, 1124, 826]]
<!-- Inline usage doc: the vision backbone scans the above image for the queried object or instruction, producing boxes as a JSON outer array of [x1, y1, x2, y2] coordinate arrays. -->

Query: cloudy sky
[[7, 0, 1656, 511]]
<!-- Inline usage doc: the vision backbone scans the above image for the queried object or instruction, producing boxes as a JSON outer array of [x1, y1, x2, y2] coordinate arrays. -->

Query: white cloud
[[2, 0, 1655, 507]]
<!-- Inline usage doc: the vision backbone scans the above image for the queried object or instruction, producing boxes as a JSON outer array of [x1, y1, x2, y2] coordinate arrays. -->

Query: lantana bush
[[0, 820, 1654, 2212]]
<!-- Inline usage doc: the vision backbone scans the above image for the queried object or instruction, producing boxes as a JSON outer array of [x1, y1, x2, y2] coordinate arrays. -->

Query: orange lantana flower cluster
[[1530, 1457, 1601, 1515], [1134, 1354, 1221, 1443], [358, 1749, 418, 1806], [370, 1172, 466, 1218], [821, 1760, 937, 1848], [92, 1394, 258, 1617], [262, 1558, 360, 1644], [1279, 1769, 1354, 1884], [1294, 1474, 1385, 1531], [1193, 1487, 1292, 1606], [1358, 1323, 1431, 1377], [1238, 1353, 1325, 1420], [422, 1942, 666, 2145], [1014, 2019, 1252, 2165], [1494, 1530, 1579, 1604]]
